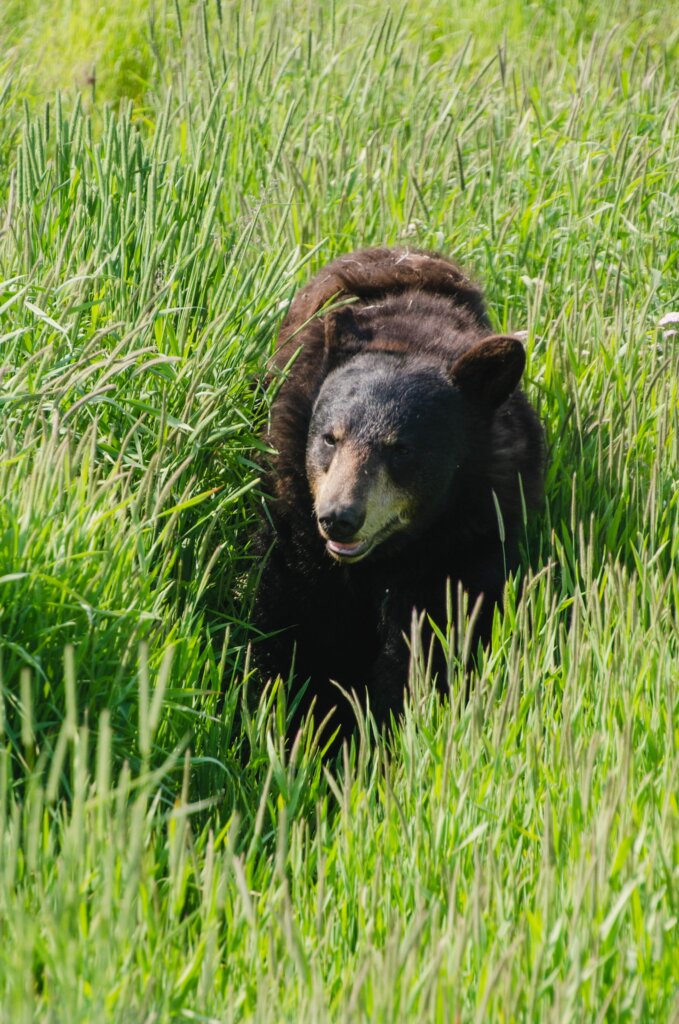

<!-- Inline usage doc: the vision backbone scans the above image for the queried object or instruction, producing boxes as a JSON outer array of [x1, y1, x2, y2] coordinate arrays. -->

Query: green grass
[[1, 1, 678, 1021]]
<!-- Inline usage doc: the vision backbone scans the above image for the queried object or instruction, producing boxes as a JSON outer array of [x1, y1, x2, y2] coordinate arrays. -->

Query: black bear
[[253, 247, 544, 739]]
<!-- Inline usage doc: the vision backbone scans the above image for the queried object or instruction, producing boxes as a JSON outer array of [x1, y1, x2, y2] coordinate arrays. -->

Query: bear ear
[[323, 304, 368, 368], [450, 335, 526, 407]]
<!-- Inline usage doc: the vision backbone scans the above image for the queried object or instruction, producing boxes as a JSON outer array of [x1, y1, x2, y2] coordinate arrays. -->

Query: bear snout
[[317, 504, 366, 542]]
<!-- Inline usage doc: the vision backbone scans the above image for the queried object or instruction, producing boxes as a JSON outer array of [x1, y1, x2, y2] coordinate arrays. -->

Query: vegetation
[[0, 1, 677, 1020]]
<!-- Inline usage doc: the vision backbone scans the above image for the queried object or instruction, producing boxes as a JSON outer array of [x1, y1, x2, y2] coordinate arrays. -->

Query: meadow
[[0, 1, 678, 1020]]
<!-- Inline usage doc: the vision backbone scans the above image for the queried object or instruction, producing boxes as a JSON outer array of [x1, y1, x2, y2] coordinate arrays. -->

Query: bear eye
[[323, 432, 336, 448]]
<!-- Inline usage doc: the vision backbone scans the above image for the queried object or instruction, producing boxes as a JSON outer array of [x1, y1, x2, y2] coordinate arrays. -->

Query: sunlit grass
[[0, 2, 678, 1021]]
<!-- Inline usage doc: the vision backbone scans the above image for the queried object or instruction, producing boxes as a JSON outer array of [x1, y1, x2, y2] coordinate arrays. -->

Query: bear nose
[[318, 505, 365, 542]]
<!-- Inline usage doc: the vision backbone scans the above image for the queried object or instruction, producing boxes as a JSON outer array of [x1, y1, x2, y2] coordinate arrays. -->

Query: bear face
[[306, 330, 527, 564], [306, 355, 470, 562], [252, 247, 545, 741]]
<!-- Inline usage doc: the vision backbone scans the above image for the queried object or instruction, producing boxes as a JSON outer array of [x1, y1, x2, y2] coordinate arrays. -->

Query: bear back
[[271, 247, 491, 376]]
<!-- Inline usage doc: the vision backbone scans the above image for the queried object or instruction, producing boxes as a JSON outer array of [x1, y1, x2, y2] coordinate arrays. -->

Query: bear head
[[305, 306, 526, 563]]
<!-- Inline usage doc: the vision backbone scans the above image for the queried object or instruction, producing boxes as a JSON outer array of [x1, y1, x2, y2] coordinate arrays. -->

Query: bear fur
[[253, 247, 544, 739]]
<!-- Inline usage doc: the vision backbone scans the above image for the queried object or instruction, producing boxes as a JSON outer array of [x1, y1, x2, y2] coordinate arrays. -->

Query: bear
[[252, 247, 545, 741]]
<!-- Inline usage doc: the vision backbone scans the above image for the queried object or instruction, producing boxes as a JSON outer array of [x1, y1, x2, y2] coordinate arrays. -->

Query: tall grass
[[1, 2, 678, 1021]]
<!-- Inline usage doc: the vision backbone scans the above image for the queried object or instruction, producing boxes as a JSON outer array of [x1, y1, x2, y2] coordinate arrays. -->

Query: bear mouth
[[325, 537, 374, 561], [324, 517, 403, 563]]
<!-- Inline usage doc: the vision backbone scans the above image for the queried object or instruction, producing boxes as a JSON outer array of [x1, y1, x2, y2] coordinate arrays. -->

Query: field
[[1, 1, 678, 1021]]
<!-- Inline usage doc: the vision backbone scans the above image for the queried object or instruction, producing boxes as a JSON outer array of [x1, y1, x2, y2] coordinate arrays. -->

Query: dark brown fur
[[253, 247, 544, 740]]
